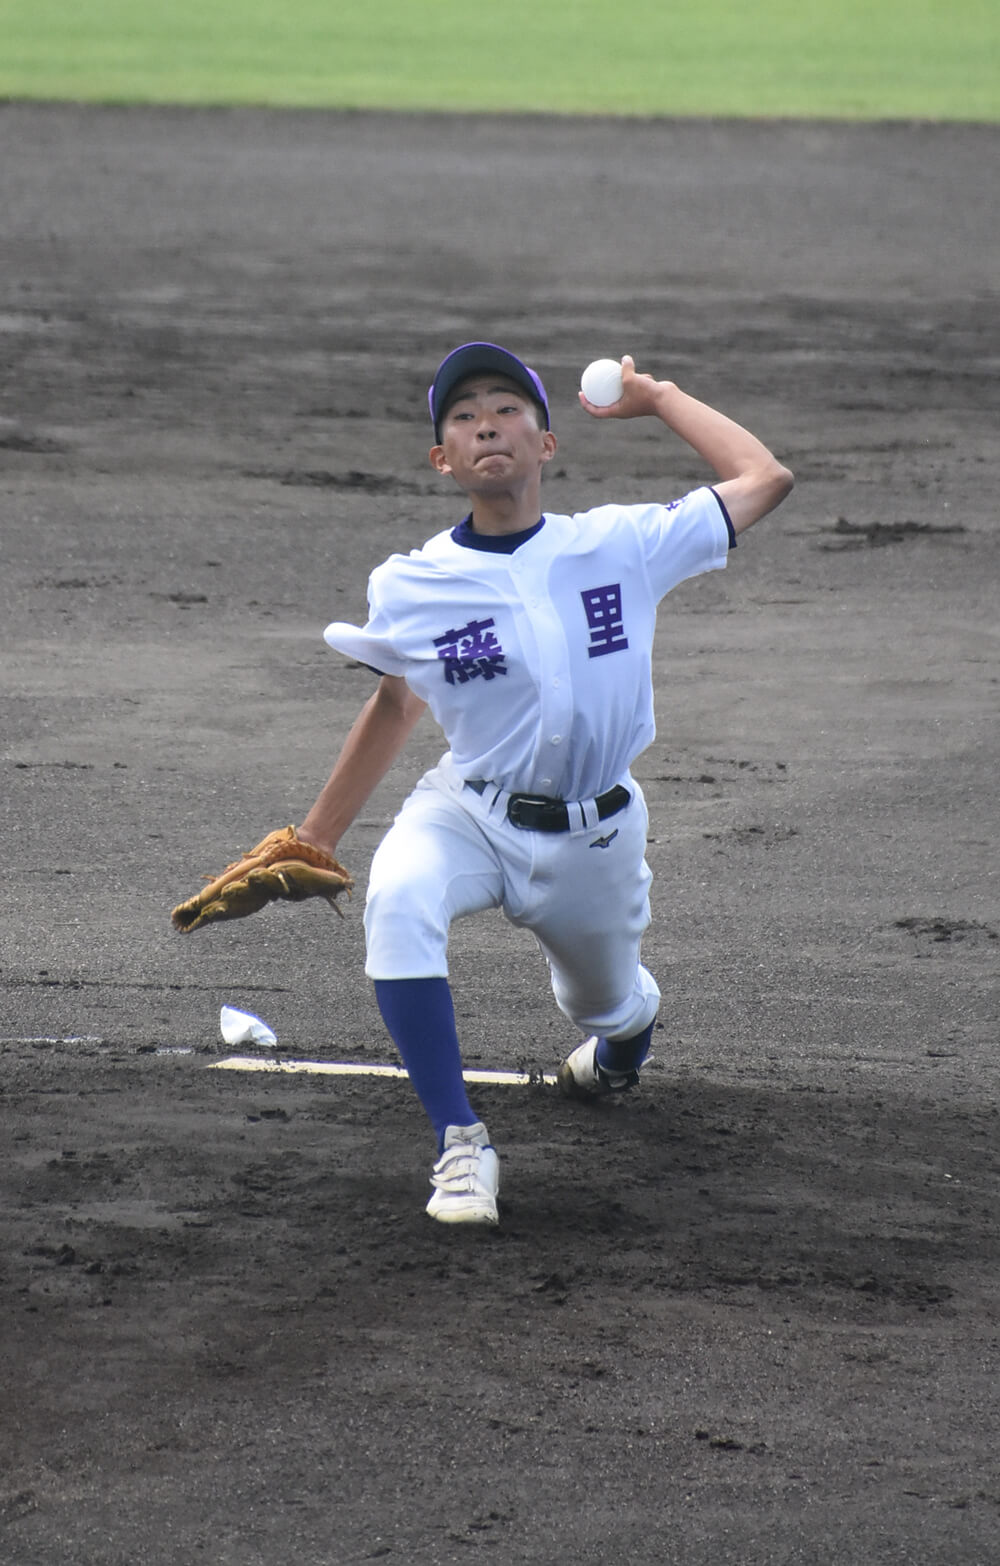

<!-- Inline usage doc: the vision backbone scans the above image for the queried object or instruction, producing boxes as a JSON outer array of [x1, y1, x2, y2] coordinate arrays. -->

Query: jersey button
[[551, 735, 562, 745]]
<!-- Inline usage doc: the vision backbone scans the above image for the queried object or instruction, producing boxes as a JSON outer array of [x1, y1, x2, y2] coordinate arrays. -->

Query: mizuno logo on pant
[[589, 829, 619, 849]]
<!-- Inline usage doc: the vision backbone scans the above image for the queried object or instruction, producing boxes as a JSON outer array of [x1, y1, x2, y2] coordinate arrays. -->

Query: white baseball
[[580, 358, 624, 407]]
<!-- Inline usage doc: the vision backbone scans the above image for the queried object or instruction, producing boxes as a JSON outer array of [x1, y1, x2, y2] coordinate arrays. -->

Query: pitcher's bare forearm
[[298, 676, 426, 855], [648, 381, 793, 533], [649, 380, 778, 481]]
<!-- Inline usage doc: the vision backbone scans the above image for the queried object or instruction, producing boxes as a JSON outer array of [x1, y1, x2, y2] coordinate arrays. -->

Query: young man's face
[[429, 374, 556, 493]]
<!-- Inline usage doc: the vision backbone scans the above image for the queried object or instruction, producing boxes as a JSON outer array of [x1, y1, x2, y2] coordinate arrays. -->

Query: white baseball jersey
[[324, 485, 731, 802]]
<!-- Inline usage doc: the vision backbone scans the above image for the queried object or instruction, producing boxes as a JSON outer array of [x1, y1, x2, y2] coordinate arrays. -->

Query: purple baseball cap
[[428, 342, 550, 440]]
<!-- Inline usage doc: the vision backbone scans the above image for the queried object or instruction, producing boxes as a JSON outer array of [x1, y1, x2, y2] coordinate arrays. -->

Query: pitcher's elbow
[[761, 461, 794, 515]]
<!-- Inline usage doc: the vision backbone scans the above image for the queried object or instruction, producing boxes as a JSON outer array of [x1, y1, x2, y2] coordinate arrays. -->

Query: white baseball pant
[[364, 761, 660, 1041]]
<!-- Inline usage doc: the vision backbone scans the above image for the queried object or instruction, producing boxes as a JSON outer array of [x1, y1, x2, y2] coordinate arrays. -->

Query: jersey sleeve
[[322, 560, 410, 678], [626, 486, 732, 600]]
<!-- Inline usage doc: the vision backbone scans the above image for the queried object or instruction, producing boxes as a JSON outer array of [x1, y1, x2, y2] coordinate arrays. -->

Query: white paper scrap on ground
[[219, 1007, 278, 1047], [210, 1055, 557, 1086]]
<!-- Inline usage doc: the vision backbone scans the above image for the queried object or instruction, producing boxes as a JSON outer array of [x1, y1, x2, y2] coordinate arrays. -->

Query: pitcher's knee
[[553, 967, 660, 1040]]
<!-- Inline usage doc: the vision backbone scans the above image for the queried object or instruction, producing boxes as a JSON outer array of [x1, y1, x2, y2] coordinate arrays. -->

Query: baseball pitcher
[[174, 344, 793, 1226]]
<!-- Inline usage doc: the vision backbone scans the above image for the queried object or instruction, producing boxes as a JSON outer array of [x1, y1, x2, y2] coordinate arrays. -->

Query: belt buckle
[[507, 794, 537, 829], [507, 794, 569, 832]]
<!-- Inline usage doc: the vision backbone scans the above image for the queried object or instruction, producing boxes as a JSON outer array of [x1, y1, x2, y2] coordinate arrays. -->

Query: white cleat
[[557, 1035, 640, 1099], [426, 1122, 500, 1226]]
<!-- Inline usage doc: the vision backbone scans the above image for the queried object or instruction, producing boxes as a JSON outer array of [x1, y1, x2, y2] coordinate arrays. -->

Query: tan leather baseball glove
[[171, 825, 353, 933]]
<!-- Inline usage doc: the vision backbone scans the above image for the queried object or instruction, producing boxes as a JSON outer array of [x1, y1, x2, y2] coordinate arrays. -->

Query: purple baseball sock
[[595, 1020, 654, 1076], [373, 977, 478, 1148]]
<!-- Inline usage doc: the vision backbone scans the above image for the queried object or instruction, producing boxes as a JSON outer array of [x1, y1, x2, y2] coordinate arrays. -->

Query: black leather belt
[[465, 779, 631, 833]]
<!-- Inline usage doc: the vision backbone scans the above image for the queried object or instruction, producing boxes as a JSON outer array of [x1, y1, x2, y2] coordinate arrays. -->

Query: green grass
[[0, 0, 997, 121]]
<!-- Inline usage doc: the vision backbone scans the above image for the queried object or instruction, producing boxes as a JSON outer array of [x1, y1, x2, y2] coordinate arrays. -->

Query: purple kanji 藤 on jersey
[[433, 617, 508, 685]]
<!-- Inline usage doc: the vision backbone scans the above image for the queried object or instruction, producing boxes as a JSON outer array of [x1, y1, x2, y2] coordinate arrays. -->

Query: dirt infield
[[1, 104, 998, 1565]]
